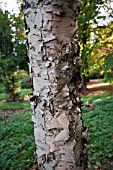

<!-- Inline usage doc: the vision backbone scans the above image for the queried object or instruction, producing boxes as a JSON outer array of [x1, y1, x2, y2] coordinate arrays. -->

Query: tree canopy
[[0, 9, 28, 100], [78, 0, 113, 84]]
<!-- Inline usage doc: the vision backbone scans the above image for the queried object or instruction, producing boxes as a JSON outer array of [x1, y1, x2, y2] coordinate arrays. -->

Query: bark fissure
[[23, 0, 87, 169]]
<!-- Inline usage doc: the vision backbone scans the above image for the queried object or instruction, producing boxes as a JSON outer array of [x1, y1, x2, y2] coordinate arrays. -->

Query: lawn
[[81, 81, 113, 169], [0, 89, 37, 170], [0, 82, 113, 170]]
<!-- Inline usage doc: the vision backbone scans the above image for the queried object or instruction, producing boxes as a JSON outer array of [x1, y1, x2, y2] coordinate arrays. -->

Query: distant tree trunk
[[81, 74, 88, 96], [23, 0, 87, 169]]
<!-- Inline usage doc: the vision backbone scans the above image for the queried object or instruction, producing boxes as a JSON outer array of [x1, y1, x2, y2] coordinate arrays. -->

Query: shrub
[[21, 77, 30, 89], [3, 63, 22, 101], [19, 70, 30, 89]]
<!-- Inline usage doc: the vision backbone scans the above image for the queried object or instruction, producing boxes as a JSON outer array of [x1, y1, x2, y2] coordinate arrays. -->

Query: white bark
[[23, 0, 87, 169]]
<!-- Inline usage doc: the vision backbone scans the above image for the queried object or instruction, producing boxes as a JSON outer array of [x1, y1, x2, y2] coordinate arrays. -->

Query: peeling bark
[[23, 0, 87, 169]]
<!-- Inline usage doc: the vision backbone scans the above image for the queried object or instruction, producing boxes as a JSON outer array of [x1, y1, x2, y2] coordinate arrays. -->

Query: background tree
[[89, 21, 113, 83], [23, 0, 87, 169], [78, 0, 113, 91], [0, 9, 28, 101]]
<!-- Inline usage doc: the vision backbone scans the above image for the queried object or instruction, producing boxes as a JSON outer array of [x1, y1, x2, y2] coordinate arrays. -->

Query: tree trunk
[[23, 0, 87, 169], [81, 74, 88, 96]]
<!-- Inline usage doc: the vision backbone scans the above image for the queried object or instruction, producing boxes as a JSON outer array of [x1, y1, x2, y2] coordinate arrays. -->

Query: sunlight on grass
[[87, 82, 111, 89]]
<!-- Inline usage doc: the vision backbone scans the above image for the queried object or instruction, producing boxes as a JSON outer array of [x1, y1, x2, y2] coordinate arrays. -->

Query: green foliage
[[20, 70, 30, 89], [0, 10, 13, 56], [0, 113, 37, 170], [0, 84, 4, 93], [104, 55, 113, 83], [82, 93, 113, 169], [90, 22, 113, 82], [0, 101, 29, 110], [0, 84, 5, 100], [22, 88, 31, 98], [78, 0, 100, 78], [0, 93, 5, 101], [0, 100, 37, 170], [3, 65, 21, 101], [21, 77, 30, 89], [0, 9, 28, 101], [78, 0, 113, 82], [0, 88, 31, 109], [104, 55, 113, 72]]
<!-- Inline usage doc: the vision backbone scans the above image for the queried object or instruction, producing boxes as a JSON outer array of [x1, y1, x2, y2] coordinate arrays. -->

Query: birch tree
[[23, 0, 87, 169]]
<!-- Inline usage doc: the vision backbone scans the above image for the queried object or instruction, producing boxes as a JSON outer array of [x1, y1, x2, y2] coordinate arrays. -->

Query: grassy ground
[[0, 89, 37, 170], [82, 80, 113, 169], [0, 81, 113, 170]]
